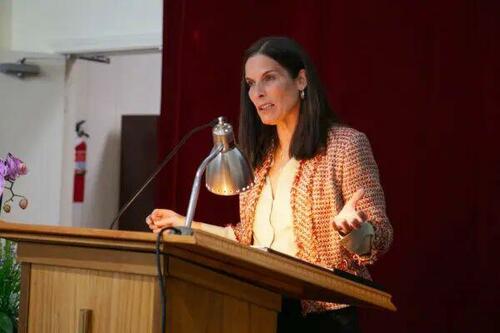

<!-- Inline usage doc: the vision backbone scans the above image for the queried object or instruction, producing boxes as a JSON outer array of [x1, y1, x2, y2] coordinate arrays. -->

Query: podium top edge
[[0, 220, 193, 244]]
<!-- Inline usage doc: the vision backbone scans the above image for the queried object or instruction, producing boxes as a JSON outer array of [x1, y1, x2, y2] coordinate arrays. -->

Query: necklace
[[277, 148, 286, 161], [273, 147, 291, 171]]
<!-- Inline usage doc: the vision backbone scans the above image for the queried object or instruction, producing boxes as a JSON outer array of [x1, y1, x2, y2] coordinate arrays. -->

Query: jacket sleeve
[[200, 223, 237, 240], [341, 131, 393, 265]]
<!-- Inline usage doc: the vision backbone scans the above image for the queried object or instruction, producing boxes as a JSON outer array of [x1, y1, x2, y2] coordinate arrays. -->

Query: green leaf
[[0, 312, 14, 333], [0, 239, 20, 324]]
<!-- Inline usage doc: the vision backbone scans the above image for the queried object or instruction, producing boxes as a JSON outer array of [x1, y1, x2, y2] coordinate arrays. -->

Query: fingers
[[145, 214, 154, 226], [154, 216, 177, 228], [152, 209, 173, 220], [146, 209, 174, 225], [150, 218, 181, 234], [350, 217, 363, 229], [146, 217, 174, 233], [358, 210, 367, 221], [145, 208, 186, 234], [146, 215, 159, 232], [345, 188, 365, 209], [333, 212, 366, 235]]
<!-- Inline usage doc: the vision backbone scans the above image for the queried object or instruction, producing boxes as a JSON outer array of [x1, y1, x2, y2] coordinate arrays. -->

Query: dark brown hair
[[238, 36, 339, 169]]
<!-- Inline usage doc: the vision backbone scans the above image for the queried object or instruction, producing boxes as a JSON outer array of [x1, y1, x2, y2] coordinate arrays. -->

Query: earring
[[300, 89, 305, 100]]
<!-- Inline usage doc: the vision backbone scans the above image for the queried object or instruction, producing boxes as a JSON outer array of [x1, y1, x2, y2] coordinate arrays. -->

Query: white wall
[[1, 1, 163, 229], [0, 51, 66, 225], [11, 0, 162, 53], [65, 52, 162, 229], [0, 0, 12, 49]]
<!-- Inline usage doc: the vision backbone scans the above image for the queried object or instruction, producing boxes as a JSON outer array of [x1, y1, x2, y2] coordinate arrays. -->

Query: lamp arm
[[182, 144, 224, 233]]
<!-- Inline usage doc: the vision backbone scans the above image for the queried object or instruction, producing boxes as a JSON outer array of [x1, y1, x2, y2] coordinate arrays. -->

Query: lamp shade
[[205, 118, 254, 195]]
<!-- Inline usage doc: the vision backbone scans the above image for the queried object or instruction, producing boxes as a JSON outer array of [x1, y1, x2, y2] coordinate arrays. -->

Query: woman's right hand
[[145, 209, 185, 233]]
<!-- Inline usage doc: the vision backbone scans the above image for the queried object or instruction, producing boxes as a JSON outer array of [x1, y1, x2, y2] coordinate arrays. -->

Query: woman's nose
[[255, 82, 265, 98]]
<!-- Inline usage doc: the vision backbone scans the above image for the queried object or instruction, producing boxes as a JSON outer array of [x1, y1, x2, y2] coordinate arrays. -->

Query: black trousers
[[277, 298, 361, 333]]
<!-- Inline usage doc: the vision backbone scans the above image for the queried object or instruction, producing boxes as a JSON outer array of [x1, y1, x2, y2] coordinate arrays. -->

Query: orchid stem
[[2, 181, 26, 204]]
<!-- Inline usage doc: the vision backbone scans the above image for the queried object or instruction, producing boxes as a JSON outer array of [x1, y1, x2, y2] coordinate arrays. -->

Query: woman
[[146, 36, 393, 333]]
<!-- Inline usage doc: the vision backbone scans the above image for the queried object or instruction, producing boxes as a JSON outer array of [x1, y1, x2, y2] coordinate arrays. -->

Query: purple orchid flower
[[4, 153, 28, 181], [0, 160, 6, 195]]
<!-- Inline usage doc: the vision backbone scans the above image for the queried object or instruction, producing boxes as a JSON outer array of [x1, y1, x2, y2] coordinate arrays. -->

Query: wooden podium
[[0, 220, 395, 333]]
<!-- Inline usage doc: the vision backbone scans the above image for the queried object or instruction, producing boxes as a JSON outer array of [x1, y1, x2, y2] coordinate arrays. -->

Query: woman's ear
[[296, 69, 308, 91]]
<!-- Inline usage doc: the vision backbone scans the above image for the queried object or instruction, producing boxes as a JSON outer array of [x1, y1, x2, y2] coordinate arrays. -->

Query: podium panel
[[16, 241, 279, 333]]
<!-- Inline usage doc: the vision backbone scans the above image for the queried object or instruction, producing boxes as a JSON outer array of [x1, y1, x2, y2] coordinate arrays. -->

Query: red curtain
[[158, 1, 500, 331]]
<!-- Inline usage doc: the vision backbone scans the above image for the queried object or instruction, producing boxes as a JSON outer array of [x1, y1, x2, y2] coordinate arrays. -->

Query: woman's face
[[245, 54, 306, 127]]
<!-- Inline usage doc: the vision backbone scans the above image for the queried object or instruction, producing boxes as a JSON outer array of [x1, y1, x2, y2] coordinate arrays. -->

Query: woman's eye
[[246, 81, 255, 87], [264, 75, 275, 81]]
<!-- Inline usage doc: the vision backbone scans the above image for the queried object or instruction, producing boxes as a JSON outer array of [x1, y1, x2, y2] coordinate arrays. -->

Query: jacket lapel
[[291, 156, 321, 263], [238, 153, 273, 245]]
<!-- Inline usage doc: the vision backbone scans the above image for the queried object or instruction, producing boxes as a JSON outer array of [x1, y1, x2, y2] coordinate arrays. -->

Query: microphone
[[108, 118, 219, 230]]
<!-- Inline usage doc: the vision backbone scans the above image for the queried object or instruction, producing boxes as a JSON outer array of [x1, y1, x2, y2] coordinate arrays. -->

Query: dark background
[[157, 1, 500, 331]]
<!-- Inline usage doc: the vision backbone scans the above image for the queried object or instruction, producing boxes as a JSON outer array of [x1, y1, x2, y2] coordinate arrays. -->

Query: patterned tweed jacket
[[233, 126, 393, 313]]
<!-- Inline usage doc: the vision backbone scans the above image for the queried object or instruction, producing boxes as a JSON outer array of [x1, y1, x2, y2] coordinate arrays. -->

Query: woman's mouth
[[258, 103, 275, 111]]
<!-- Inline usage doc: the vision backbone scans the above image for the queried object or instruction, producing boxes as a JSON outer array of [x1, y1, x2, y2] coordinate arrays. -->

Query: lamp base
[[175, 226, 194, 236]]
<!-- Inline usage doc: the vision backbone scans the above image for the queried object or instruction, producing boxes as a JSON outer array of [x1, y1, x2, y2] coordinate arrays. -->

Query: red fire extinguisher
[[73, 121, 89, 203]]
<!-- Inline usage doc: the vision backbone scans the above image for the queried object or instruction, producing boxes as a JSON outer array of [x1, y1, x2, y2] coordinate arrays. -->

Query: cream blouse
[[252, 158, 299, 256], [200, 158, 373, 256]]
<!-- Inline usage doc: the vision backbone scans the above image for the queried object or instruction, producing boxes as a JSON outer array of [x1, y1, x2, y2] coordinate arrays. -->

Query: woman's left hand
[[333, 189, 367, 235]]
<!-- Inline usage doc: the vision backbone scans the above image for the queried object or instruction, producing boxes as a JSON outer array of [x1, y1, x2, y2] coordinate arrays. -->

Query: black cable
[[156, 227, 181, 333], [109, 118, 218, 229]]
